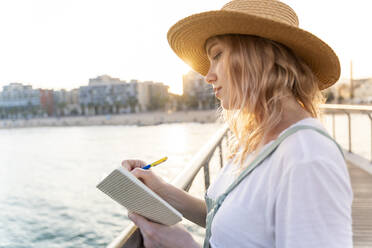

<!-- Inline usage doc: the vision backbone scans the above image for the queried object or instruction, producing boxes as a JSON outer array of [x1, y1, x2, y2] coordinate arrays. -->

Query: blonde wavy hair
[[209, 34, 326, 170]]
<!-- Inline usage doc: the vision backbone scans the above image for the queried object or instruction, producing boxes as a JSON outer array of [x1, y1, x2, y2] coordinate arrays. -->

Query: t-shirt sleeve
[[275, 158, 353, 248]]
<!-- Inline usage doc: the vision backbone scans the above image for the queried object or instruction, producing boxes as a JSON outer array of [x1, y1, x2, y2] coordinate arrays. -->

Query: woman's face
[[205, 38, 230, 109]]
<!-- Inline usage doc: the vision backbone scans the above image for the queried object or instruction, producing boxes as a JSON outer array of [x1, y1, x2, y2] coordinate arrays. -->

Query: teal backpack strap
[[203, 125, 343, 248], [301, 125, 344, 157]]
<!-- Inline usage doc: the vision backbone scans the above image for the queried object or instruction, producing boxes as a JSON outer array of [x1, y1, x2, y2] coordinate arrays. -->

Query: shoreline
[[0, 110, 220, 129]]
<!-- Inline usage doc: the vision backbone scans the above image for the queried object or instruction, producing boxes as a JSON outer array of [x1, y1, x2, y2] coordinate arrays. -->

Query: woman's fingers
[[128, 213, 166, 247], [128, 212, 155, 230], [131, 167, 158, 186], [128, 212, 160, 243], [123, 161, 170, 201], [130, 167, 170, 199], [128, 212, 199, 248], [121, 159, 146, 171], [131, 167, 149, 180]]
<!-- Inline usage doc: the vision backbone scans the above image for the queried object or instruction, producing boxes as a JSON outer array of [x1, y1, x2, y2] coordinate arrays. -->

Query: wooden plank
[[348, 162, 372, 247]]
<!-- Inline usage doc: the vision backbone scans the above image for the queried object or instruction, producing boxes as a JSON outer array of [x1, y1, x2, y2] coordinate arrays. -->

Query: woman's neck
[[262, 97, 312, 145]]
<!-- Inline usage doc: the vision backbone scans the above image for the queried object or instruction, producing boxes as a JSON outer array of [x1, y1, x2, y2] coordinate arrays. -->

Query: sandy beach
[[0, 110, 221, 129]]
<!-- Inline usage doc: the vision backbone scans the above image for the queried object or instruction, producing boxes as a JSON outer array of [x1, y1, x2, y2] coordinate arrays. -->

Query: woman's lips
[[214, 87, 222, 97]]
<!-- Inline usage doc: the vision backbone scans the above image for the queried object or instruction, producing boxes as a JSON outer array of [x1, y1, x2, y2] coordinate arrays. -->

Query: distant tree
[[57, 102, 67, 116], [103, 102, 111, 115], [114, 100, 122, 114], [71, 109, 79, 116], [148, 94, 167, 111], [185, 95, 198, 110], [128, 96, 138, 113], [325, 91, 335, 103], [80, 104, 85, 116]]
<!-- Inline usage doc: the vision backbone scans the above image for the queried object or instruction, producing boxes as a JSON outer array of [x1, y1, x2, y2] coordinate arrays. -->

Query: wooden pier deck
[[348, 162, 372, 247]]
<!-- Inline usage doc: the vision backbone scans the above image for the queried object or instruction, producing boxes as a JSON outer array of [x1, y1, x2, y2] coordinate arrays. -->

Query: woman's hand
[[128, 212, 200, 248], [121, 159, 170, 197]]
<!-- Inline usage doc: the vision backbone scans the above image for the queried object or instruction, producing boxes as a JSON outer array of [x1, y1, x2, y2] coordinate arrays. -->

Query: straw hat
[[167, 0, 340, 90]]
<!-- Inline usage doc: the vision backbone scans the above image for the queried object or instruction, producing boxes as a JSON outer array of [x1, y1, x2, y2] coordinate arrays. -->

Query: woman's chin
[[221, 100, 230, 110]]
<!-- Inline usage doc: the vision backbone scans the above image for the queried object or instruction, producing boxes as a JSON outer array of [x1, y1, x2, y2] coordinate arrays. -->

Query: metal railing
[[108, 103, 372, 247], [107, 124, 229, 248], [320, 104, 372, 162]]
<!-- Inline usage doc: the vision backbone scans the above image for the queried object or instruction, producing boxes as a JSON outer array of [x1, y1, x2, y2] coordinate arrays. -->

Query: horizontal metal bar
[[320, 104, 372, 113]]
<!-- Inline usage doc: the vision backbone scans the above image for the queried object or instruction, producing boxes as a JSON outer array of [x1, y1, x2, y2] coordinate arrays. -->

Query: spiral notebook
[[96, 167, 183, 226]]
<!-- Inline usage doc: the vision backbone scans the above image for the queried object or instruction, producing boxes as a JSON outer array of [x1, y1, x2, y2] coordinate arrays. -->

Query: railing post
[[184, 180, 193, 192], [219, 142, 223, 168], [345, 112, 352, 153], [203, 161, 210, 190], [332, 113, 336, 139], [368, 113, 372, 163]]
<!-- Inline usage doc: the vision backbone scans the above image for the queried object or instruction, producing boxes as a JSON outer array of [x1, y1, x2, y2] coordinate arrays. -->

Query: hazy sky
[[0, 0, 371, 94]]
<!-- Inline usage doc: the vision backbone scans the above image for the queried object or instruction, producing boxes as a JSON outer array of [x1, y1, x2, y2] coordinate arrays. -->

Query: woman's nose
[[205, 70, 216, 84]]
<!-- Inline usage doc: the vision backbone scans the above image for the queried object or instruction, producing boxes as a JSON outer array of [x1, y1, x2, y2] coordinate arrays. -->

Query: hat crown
[[222, 0, 299, 27]]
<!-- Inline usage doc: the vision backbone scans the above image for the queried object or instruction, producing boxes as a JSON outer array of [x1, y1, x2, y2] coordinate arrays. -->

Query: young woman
[[123, 0, 353, 247]]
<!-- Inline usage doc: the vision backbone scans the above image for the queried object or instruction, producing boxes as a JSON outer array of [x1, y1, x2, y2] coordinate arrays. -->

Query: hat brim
[[167, 10, 340, 90]]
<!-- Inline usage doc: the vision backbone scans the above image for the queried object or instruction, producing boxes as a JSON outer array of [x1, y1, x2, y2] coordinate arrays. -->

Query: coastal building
[[89, 75, 122, 86], [79, 75, 138, 115], [332, 77, 372, 104], [127, 80, 170, 112], [183, 70, 215, 110], [353, 78, 372, 104], [54, 88, 81, 116], [137, 81, 169, 111], [79, 75, 170, 114], [39, 89, 54, 116], [0, 83, 40, 108], [0, 83, 41, 119], [137, 81, 151, 111], [0, 75, 172, 119], [167, 92, 183, 112], [337, 83, 351, 102]]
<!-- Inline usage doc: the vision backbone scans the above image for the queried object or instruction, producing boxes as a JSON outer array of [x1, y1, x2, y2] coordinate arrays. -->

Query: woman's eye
[[213, 52, 222, 61]]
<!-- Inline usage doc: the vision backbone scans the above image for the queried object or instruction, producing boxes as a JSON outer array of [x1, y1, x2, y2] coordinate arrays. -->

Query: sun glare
[[166, 61, 193, 95]]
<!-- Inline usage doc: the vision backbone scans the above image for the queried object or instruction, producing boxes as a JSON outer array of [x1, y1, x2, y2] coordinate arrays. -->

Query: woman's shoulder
[[272, 117, 345, 170]]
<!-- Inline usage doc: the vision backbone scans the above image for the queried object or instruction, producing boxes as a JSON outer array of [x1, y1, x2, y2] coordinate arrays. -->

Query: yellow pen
[[142, 157, 168, 170]]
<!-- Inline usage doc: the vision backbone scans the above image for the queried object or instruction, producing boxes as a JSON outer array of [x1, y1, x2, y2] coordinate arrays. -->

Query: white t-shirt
[[206, 117, 353, 248]]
